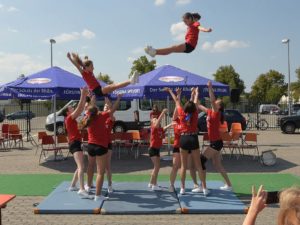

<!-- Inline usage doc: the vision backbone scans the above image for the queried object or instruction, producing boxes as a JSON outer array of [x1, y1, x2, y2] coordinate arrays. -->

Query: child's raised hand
[[207, 28, 213, 32], [176, 88, 182, 95], [162, 108, 168, 114]]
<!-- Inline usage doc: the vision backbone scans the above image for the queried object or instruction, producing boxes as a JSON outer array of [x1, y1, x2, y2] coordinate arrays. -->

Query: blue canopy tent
[[111, 65, 230, 159], [2, 66, 107, 151], [110, 65, 229, 99]]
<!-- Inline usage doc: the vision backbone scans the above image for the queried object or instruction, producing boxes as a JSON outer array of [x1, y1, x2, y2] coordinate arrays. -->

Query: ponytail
[[79, 106, 98, 130]]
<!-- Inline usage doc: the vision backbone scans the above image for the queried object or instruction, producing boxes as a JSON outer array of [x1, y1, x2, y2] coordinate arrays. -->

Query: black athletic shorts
[[149, 147, 160, 157], [87, 143, 108, 157], [92, 86, 104, 97], [69, 140, 82, 154], [210, 140, 224, 151], [108, 143, 113, 150], [180, 134, 199, 151], [173, 147, 180, 154], [184, 43, 195, 53]]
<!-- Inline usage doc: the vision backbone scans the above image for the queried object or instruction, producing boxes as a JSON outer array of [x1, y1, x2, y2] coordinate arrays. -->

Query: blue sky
[[0, 0, 299, 92]]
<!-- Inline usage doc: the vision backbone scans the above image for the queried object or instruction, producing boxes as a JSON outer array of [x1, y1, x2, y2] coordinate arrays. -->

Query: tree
[[213, 65, 245, 93], [96, 73, 114, 84], [250, 70, 287, 104], [130, 56, 156, 76], [291, 67, 300, 102]]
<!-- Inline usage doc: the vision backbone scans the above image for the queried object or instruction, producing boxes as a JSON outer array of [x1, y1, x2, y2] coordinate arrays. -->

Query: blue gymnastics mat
[[101, 182, 181, 214], [34, 181, 107, 214], [176, 181, 246, 214]]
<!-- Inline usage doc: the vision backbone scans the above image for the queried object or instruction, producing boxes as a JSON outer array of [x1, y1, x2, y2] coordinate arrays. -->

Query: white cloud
[[81, 29, 96, 39], [170, 22, 186, 41], [154, 0, 166, 6], [7, 6, 19, 12], [202, 40, 249, 53], [8, 27, 18, 33], [176, 0, 191, 5], [44, 29, 96, 44], [131, 47, 144, 55], [0, 53, 46, 80], [127, 57, 136, 63]]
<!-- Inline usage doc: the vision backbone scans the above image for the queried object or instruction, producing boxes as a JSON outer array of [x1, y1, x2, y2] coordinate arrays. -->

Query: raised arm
[[195, 87, 208, 113], [67, 52, 83, 74], [109, 94, 122, 115], [153, 108, 167, 128], [71, 87, 89, 119], [207, 81, 218, 112], [198, 26, 212, 33], [242, 185, 267, 225], [164, 87, 181, 108], [163, 122, 174, 131]]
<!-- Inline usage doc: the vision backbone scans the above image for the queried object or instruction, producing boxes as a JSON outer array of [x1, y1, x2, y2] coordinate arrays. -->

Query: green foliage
[[291, 67, 300, 102], [96, 73, 114, 84], [213, 65, 245, 93], [130, 56, 156, 76], [250, 70, 287, 104]]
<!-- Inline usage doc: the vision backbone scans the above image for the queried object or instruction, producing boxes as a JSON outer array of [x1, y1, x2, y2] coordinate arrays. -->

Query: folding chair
[[219, 121, 228, 133], [1, 124, 10, 147], [239, 133, 259, 159], [230, 122, 242, 134], [35, 131, 47, 155], [220, 132, 239, 158], [8, 124, 23, 149], [57, 135, 69, 158], [39, 135, 63, 164], [131, 131, 141, 159], [139, 129, 150, 154], [118, 132, 134, 159]]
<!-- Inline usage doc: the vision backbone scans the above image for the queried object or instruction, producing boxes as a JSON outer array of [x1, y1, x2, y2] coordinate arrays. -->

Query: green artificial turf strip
[[0, 173, 299, 196]]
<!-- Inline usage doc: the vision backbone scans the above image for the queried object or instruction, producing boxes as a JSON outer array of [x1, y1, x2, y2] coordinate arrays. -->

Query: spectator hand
[[248, 185, 267, 215], [81, 87, 89, 96]]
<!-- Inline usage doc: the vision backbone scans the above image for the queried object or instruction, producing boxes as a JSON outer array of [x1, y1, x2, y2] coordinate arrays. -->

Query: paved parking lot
[[0, 130, 299, 225]]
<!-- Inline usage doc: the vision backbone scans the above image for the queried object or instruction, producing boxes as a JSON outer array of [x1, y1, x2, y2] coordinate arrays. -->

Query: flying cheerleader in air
[[145, 12, 212, 57]]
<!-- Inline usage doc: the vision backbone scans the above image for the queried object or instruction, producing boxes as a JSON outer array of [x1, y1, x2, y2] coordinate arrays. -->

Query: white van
[[259, 104, 280, 114], [45, 99, 153, 134]]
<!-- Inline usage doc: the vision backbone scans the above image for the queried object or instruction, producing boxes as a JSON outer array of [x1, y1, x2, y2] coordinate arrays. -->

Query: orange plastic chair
[[221, 132, 240, 158], [240, 133, 259, 159], [39, 135, 62, 164], [8, 124, 23, 148], [1, 123, 9, 140], [219, 121, 228, 133], [230, 123, 242, 134], [35, 131, 48, 154]]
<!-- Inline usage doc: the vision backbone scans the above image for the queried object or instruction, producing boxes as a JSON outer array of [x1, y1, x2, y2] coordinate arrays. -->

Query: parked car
[[0, 112, 4, 123], [6, 111, 35, 120], [259, 104, 280, 114], [46, 99, 154, 134], [198, 109, 247, 133], [279, 110, 300, 134]]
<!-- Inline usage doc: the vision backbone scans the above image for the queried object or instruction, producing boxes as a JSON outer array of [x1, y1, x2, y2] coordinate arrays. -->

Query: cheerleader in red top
[[150, 104, 161, 119], [62, 87, 89, 197], [80, 94, 122, 202], [169, 88, 199, 192], [145, 12, 212, 57], [103, 98, 115, 194], [197, 81, 232, 191], [165, 87, 208, 196], [148, 108, 173, 191], [67, 53, 139, 97]]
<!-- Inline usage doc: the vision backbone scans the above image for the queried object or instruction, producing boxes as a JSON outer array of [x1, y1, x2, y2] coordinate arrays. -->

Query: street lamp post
[[282, 38, 291, 115], [50, 39, 56, 67]]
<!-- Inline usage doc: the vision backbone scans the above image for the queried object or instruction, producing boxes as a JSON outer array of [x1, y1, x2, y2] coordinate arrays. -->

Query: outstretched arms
[[67, 52, 83, 74], [71, 87, 89, 119], [109, 94, 122, 115], [207, 81, 218, 112], [195, 87, 208, 113], [199, 26, 212, 33], [153, 108, 168, 128], [164, 87, 181, 109]]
